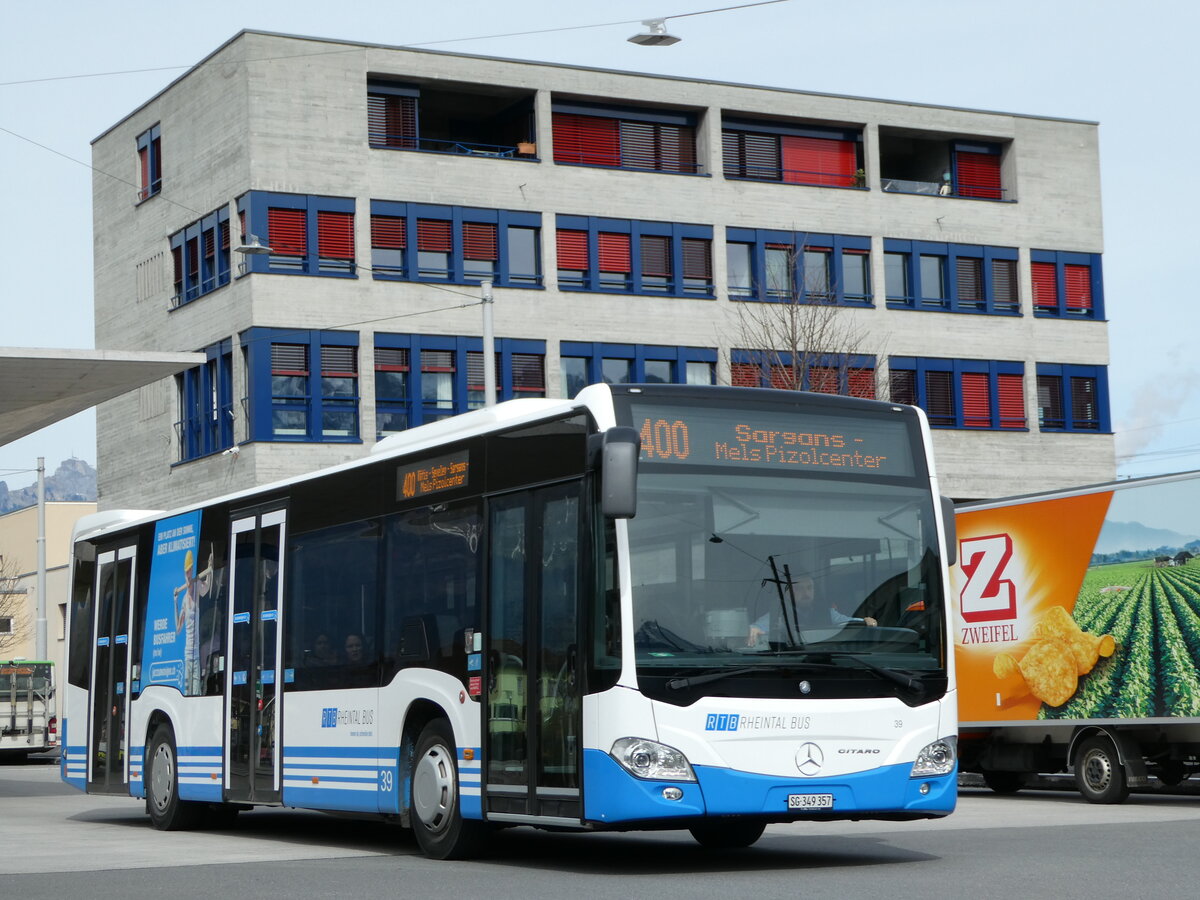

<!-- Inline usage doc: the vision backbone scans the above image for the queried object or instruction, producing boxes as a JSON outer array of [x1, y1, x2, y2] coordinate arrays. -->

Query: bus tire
[[146, 724, 206, 830], [688, 819, 766, 849], [410, 719, 485, 860], [1074, 734, 1129, 804]]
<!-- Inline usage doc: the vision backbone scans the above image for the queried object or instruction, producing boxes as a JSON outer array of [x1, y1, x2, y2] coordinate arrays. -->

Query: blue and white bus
[[62, 384, 957, 858]]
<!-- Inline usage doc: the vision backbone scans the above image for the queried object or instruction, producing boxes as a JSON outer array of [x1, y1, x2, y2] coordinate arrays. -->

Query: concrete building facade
[[0, 502, 97, 669], [91, 30, 1114, 509]]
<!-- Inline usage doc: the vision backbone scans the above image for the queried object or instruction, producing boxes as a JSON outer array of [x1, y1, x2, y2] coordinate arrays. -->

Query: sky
[[2, 0, 1198, 490]]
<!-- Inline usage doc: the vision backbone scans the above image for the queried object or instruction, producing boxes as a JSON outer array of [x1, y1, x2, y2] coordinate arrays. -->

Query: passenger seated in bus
[[305, 633, 338, 666], [343, 633, 366, 665], [748, 574, 876, 645]]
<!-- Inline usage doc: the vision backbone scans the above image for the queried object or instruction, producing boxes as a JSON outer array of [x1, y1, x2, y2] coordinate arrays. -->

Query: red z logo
[[959, 534, 1016, 622]]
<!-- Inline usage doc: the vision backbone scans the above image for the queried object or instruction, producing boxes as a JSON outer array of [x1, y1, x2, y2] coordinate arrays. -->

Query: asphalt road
[[5, 757, 1200, 899]]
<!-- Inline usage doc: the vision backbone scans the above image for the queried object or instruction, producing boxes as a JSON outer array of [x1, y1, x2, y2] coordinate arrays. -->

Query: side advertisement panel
[[954, 479, 1200, 724], [141, 511, 205, 696]]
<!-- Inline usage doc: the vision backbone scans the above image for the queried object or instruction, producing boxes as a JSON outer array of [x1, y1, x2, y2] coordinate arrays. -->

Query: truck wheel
[[146, 724, 206, 830], [1074, 734, 1129, 804], [688, 820, 766, 849], [981, 770, 1027, 794], [410, 719, 485, 859]]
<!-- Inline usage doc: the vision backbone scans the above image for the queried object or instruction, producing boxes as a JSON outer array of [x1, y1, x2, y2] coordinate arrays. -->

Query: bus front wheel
[[146, 724, 206, 830], [410, 719, 485, 859]]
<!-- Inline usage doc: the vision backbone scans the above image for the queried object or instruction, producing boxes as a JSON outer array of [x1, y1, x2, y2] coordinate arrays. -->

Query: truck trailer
[[953, 471, 1200, 803]]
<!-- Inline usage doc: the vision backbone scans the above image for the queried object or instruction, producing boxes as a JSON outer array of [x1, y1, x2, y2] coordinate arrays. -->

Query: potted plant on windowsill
[[851, 168, 866, 188]]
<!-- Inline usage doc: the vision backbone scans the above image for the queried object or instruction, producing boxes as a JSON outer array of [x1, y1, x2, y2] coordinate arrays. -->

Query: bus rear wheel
[[146, 724, 206, 830], [688, 819, 766, 849], [410, 719, 485, 859]]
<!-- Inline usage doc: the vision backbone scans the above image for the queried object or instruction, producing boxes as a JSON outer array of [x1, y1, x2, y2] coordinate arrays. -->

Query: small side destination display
[[396, 450, 471, 501], [630, 403, 915, 477]]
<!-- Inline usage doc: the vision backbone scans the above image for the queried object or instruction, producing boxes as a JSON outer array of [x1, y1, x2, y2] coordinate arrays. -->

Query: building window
[[374, 335, 546, 437], [1031, 251, 1103, 319], [241, 328, 360, 443], [551, 101, 698, 173], [884, 240, 1020, 315], [176, 340, 234, 462], [880, 133, 1007, 200], [730, 350, 876, 398], [136, 124, 162, 201], [169, 207, 231, 307], [370, 202, 541, 288], [367, 79, 535, 158], [0, 616, 12, 635], [557, 217, 712, 297], [953, 142, 1003, 199], [560, 343, 715, 398], [237, 192, 356, 277], [726, 229, 871, 306], [1036, 364, 1110, 432], [889, 358, 1026, 430], [722, 118, 861, 187]]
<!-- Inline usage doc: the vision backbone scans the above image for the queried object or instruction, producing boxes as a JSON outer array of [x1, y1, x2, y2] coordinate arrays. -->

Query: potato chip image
[[1017, 638, 1077, 707], [1032, 605, 1116, 675]]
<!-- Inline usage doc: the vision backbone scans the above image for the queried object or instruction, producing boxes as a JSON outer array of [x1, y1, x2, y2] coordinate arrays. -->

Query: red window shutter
[[955, 151, 1002, 199], [172, 246, 182, 285], [271, 343, 308, 375], [997, 373, 1026, 428], [416, 219, 452, 252], [639, 235, 671, 277], [371, 215, 406, 249], [808, 366, 839, 394], [220, 220, 230, 251], [1064, 264, 1093, 310], [321, 345, 358, 377], [552, 113, 620, 166], [268, 208, 307, 257], [731, 363, 760, 387], [961, 372, 991, 428], [203, 229, 216, 262], [849, 368, 875, 399], [368, 94, 417, 148], [681, 238, 712, 280], [781, 135, 856, 186], [187, 237, 199, 276], [374, 347, 410, 370], [317, 211, 354, 261], [556, 229, 588, 270], [139, 146, 149, 196], [1031, 261, 1058, 308], [462, 223, 498, 261], [597, 233, 631, 272]]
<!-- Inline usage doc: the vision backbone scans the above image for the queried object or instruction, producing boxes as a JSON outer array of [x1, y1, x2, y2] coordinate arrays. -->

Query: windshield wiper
[[666, 666, 763, 691], [783, 651, 927, 698]]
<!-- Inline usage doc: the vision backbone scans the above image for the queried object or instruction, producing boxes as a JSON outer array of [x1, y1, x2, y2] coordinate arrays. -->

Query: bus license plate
[[788, 793, 834, 810]]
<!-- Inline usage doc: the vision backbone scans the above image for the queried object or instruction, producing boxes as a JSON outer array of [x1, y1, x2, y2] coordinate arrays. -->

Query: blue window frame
[[729, 349, 876, 397], [170, 207, 231, 307], [374, 334, 546, 437], [236, 192, 356, 277], [137, 124, 161, 202], [555, 216, 713, 297], [889, 357, 1027, 430], [726, 229, 871, 306], [176, 339, 234, 462], [559, 343, 716, 398], [1031, 250, 1105, 319], [884, 240, 1020, 315], [1036, 363, 1110, 432], [242, 328, 360, 443], [369, 201, 542, 288]]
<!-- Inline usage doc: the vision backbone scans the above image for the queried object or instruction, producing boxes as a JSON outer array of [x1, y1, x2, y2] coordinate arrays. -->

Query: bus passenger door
[[224, 509, 286, 804], [485, 482, 584, 823], [87, 544, 137, 794]]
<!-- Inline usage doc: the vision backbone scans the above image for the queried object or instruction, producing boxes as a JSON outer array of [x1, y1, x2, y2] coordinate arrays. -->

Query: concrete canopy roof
[[0, 348, 205, 448]]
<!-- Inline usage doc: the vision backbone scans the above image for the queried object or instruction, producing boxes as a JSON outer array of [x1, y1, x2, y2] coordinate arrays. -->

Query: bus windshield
[[616, 390, 947, 700]]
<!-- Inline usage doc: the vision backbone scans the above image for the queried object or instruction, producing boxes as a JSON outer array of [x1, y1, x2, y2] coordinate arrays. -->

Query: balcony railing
[[725, 163, 864, 188], [369, 133, 536, 158], [881, 178, 1007, 200]]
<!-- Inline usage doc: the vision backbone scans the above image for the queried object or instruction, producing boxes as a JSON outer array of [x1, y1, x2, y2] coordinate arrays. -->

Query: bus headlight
[[611, 737, 696, 782], [911, 736, 957, 777]]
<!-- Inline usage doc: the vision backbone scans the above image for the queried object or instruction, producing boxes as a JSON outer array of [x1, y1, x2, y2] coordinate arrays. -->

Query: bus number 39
[[640, 419, 690, 461]]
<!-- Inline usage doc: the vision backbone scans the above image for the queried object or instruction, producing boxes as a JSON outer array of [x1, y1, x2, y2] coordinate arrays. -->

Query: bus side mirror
[[601, 426, 640, 519], [940, 495, 957, 567]]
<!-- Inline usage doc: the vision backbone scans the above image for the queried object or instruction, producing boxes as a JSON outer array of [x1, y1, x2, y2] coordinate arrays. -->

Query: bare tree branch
[[0, 554, 32, 654]]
